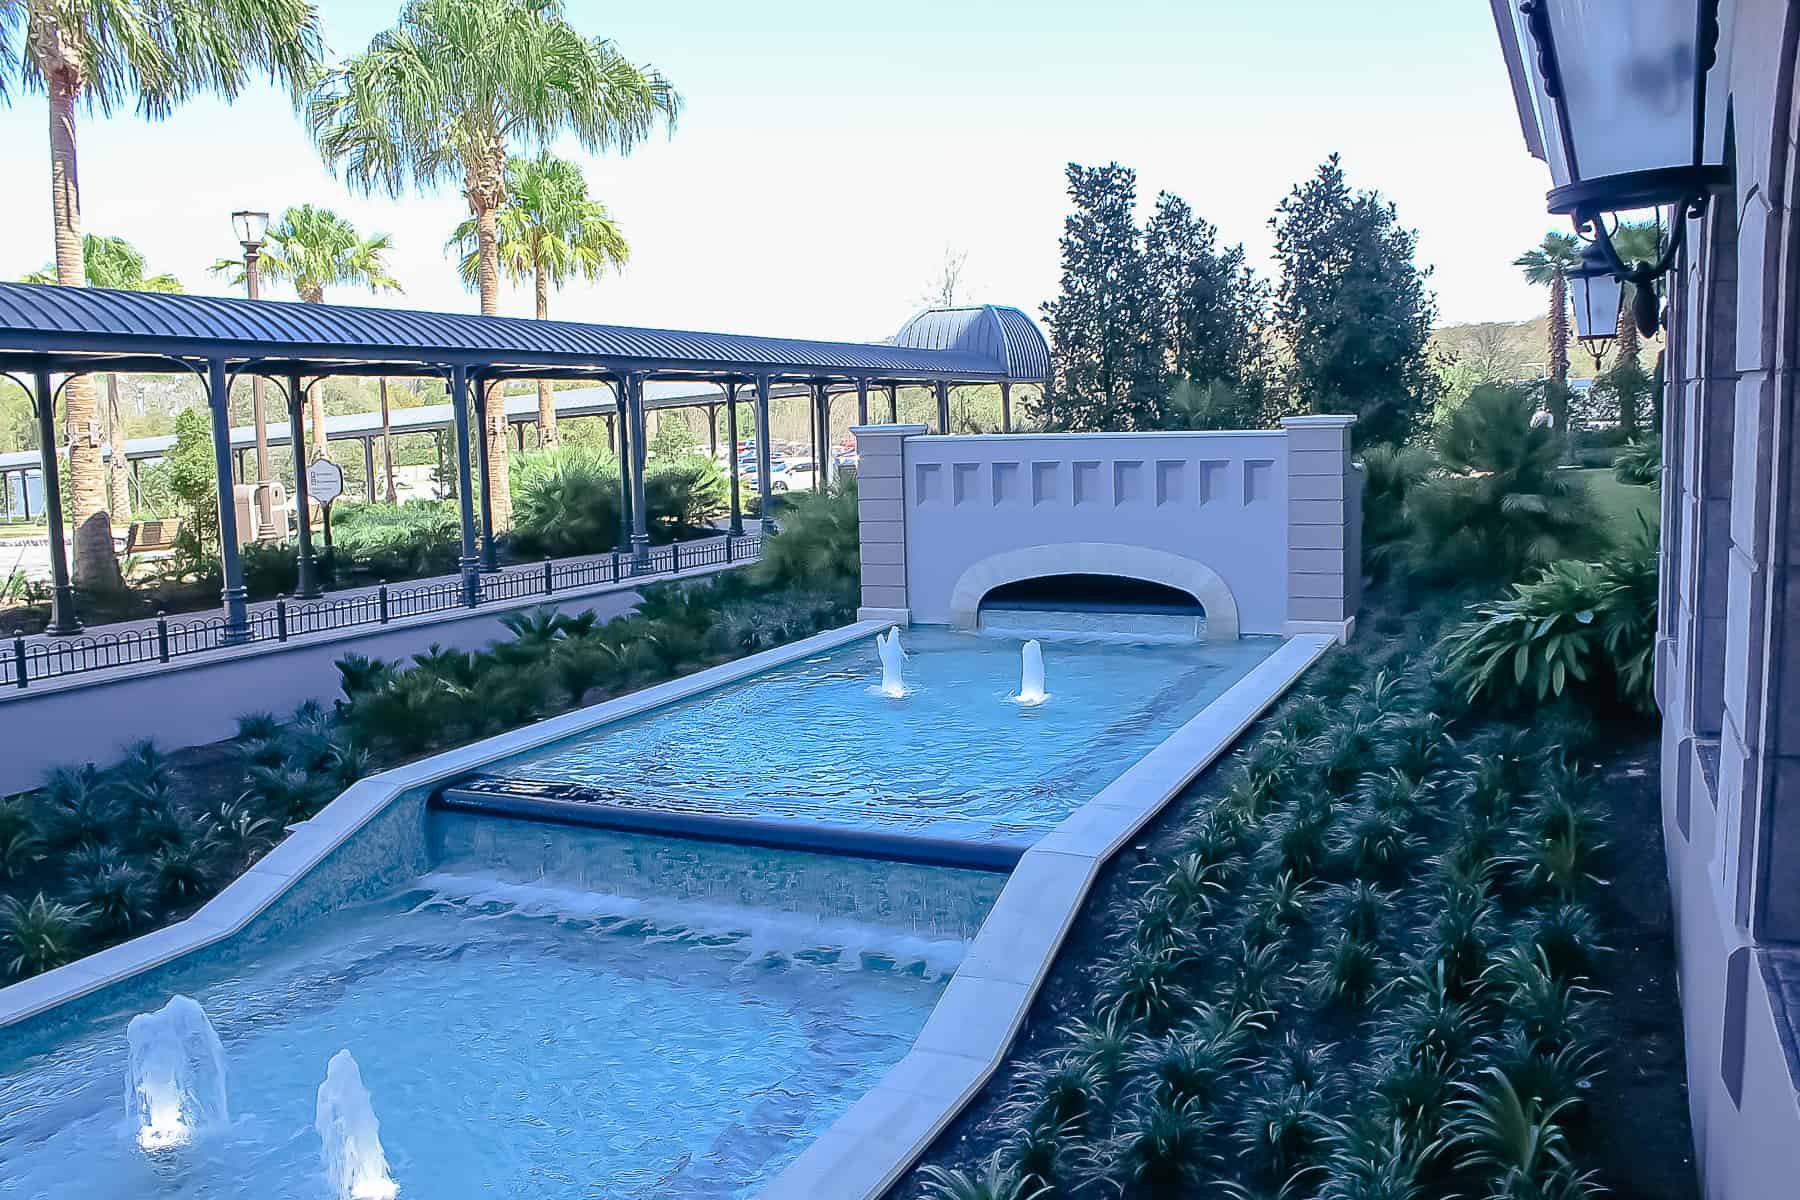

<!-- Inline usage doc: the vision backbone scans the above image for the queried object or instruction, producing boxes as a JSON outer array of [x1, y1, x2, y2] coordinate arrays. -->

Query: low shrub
[[1611, 438, 1661, 486], [1438, 520, 1657, 716]]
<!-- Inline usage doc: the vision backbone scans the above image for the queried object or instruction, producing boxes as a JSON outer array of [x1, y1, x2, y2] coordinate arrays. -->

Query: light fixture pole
[[232, 210, 272, 534]]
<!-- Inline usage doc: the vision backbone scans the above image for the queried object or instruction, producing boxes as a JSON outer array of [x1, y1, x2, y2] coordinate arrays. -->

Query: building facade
[[1492, 2, 1800, 1194]]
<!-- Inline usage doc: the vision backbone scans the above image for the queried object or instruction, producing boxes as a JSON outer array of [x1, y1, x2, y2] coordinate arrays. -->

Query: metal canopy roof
[[893, 305, 1052, 385], [0, 283, 1049, 384]]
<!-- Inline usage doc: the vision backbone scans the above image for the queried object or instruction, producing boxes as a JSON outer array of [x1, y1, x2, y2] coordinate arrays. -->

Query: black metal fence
[[4, 533, 762, 692]]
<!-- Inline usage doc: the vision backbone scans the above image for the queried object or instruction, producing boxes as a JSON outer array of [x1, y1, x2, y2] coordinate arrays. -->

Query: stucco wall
[[1649, 0, 1800, 1193], [0, 588, 643, 797], [895, 430, 1293, 633]]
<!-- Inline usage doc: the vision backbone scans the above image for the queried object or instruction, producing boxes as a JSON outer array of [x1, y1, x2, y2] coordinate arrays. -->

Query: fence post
[[378, 581, 390, 624], [11, 630, 24, 690], [543, 557, 555, 595], [276, 596, 289, 642], [671, 541, 681, 573], [611, 550, 622, 581], [156, 612, 170, 663]]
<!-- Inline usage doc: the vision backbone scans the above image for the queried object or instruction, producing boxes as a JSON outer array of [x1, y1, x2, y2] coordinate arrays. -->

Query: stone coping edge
[[0, 619, 885, 1029], [754, 632, 1336, 1200]]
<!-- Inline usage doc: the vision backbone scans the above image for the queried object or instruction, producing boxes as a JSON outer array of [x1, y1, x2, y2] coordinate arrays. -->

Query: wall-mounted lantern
[[1519, 0, 1730, 334], [1569, 239, 1621, 362]]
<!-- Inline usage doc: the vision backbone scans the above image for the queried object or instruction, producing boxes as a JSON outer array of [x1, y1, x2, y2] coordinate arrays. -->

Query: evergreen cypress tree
[[1270, 154, 1437, 447], [1040, 163, 1163, 430], [1143, 191, 1270, 426]]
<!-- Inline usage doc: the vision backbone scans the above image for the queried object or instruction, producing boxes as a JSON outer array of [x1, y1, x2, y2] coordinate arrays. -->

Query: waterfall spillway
[[875, 626, 907, 698], [1016, 640, 1047, 705], [125, 995, 229, 1152], [316, 1050, 398, 1200]]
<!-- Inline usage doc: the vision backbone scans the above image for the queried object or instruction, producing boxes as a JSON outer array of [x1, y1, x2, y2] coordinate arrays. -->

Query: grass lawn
[[1577, 467, 1658, 538]]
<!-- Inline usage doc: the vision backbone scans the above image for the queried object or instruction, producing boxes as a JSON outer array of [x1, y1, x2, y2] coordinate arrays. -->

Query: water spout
[[125, 995, 229, 1152], [316, 1050, 398, 1200], [874, 626, 907, 698], [1015, 640, 1047, 705]]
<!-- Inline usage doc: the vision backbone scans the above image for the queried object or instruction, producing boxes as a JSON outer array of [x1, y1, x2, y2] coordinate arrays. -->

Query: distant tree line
[[1039, 154, 1437, 448]]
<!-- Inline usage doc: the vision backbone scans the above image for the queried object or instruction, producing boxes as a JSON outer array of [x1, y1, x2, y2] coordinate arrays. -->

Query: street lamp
[[231, 210, 274, 547], [1517, 0, 1730, 333]]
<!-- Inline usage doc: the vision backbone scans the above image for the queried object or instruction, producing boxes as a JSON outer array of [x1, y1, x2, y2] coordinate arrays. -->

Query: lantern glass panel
[[1549, 0, 1701, 181]]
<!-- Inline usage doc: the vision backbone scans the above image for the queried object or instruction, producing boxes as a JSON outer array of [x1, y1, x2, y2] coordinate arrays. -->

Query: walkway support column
[[627, 373, 650, 566], [615, 380, 633, 560], [31, 370, 80, 634], [850, 422, 925, 624], [706, 402, 719, 459], [288, 374, 321, 598], [887, 383, 899, 424], [363, 437, 376, 503], [448, 365, 481, 606], [856, 379, 869, 426], [472, 375, 498, 573], [206, 359, 250, 642], [935, 381, 950, 433], [813, 382, 831, 490], [754, 374, 775, 533], [725, 382, 744, 536], [1000, 382, 1012, 433]]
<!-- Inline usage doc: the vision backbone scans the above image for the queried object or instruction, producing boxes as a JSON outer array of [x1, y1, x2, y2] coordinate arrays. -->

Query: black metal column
[[754, 375, 774, 532], [856, 379, 869, 426], [288, 374, 321, 598], [31, 370, 80, 634], [207, 359, 250, 642], [725, 382, 743, 537], [448, 366, 481, 605], [887, 383, 899, 424], [472, 378, 497, 572], [935, 381, 950, 433], [1001, 382, 1012, 433], [615, 381, 633, 558], [628, 373, 649, 566]]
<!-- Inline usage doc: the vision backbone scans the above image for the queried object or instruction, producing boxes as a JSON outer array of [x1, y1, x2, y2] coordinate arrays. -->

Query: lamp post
[[231, 210, 272, 534], [1517, 0, 1730, 334]]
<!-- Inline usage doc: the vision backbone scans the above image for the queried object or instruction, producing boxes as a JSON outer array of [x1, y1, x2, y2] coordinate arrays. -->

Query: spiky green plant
[[236, 711, 282, 741], [1334, 880, 1392, 943], [1154, 851, 1228, 918], [1277, 813, 1331, 880], [1521, 902, 1606, 981], [1309, 930, 1387, 1010], [1488, 1025, 1603, 1114], [916, 1149, 1047, 1200], [1001, 1056, 1104, 1137], [335, 653, 396, 699], [201, 799, 278, 868], [1102, 943, 1194, 1033], [1342, 804, 1419, 881], [1009, 1115, 1075, 1197], [0, 893, 91, 978], [0, 797, 45, 879], [66, 862, 154, 935], [1132, 1026, 1245, 1109], [151, 843, 215, 902], [1089, 1096, 1218, 1199], [1317, 1122, 1437, 1200], [42, 765, 115, 848], [1446, 1068, 1598, 1200], [1060, 1011, 1137, 1083], [1237, 1074, 1343, 1186], [1279, 695, 1331, 741]]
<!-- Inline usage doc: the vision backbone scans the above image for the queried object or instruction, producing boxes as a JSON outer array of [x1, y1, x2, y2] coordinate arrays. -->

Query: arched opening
[[980, 573, 1204, 615], [947, 542, 1240, 638]]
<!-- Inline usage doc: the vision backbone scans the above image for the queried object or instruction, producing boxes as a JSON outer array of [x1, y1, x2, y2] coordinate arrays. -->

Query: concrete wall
[[0, 587, 642, 797], [852, 419, 1359, 640], [1650, 0, 1800, 1193]]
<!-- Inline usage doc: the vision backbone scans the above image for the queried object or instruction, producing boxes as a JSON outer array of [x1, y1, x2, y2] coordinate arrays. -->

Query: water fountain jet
[[1015, 639, 1047, 705], [874, 626, 907, 698], [125, 994, 229, 1152], [316, 1050, 399, 1200]]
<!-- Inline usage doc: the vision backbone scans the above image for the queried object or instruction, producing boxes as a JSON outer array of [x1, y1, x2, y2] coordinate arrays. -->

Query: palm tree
[[25, 235, 180, 529], [1513, 232, 1580, 388], [450, 153, 629, 448], [211, 204, 401, 463], [1, 0, 320, 589], [306, 0, 679, 531]]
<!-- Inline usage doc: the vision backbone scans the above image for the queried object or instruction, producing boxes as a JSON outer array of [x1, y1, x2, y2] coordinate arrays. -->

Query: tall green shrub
[[1404, 384, 1596, 584], [755, 475, 859, 596], [509, 445, 622, 557]]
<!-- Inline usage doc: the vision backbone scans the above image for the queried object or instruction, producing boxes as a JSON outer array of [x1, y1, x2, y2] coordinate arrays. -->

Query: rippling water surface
[[0, 821, 991, 1200], [488, 626, 1280, 842]]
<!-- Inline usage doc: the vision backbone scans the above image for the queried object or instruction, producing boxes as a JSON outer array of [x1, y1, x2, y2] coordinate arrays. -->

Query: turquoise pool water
[[0, 816, 1000, 1200], [476, 627, 1279, 847]]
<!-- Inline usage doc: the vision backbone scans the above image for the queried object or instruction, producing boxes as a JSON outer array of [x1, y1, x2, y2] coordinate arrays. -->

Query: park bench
[[124, 519, 181, 556]]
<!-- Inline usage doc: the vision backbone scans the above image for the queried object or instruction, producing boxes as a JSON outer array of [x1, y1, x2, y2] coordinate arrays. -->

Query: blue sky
[[0, 0, 1559, 341]]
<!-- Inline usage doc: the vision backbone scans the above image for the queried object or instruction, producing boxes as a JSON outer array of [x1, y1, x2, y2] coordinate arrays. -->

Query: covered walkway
[[0, 285, 1047, 639]]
